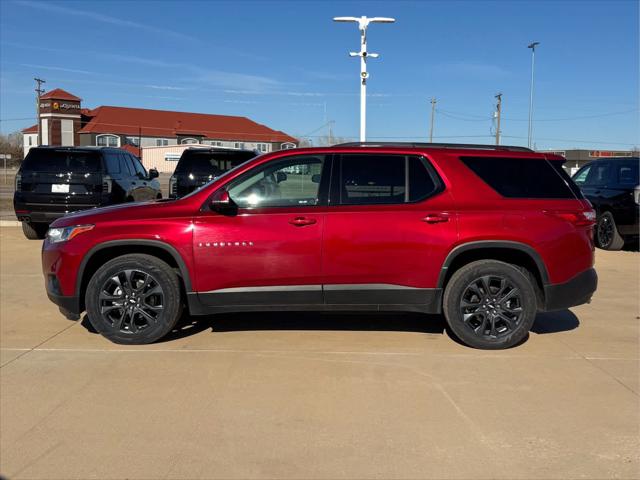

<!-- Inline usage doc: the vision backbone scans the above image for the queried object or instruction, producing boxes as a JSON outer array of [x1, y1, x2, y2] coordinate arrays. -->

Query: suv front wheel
[[85, 254, 182, 344], [443, 260, 537, 349]]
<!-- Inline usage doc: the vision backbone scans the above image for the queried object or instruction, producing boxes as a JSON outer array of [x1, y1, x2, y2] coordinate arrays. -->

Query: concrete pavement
[[1, 226, 638, 479]]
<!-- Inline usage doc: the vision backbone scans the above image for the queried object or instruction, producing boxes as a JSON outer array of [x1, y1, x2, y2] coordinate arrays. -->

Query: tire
[[21, 222, 47, 240], [595, 211, 624, 251], [85, 254, 182, 344], [443, 260, 537, 350]]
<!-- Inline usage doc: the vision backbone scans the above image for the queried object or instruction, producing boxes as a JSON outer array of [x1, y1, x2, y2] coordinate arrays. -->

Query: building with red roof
[[22, 88, 298, 157]]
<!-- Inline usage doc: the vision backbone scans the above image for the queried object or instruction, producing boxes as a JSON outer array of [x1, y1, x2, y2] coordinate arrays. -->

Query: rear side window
[[615, 162, 639, 186], [175, 150, 256, 175], [22, 149, 101, 173], [337, 154, 441, 205], [460, 156, 582, 199], [584, 162, 611, 186], [104, 152, 121, 174]]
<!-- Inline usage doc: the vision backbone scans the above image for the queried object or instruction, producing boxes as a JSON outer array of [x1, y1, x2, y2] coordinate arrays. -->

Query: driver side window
[[228, 155, 326, 208]]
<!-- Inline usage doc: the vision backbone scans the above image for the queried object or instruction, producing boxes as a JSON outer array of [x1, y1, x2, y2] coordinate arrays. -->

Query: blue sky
[[0, 0, 638, 149]]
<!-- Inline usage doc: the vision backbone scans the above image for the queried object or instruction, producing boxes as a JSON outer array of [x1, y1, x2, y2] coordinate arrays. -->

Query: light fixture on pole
[[527, 41, 540, 149], [333, 16, 395, 142]]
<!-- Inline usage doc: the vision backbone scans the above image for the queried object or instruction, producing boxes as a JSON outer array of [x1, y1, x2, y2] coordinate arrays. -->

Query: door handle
[[289, 216, 317, 227], [423, 214, 449, 224]]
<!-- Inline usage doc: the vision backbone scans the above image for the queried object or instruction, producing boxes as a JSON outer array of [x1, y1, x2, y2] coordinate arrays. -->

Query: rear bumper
[[14, 201, 100, 224], [543, 268, 598, 311]]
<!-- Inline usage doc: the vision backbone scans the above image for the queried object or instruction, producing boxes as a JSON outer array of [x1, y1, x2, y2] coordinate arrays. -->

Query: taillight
[[14, 173, 21, 192], [102, 175, 112, 194], [544, 209, 596, 227], [634, 185, 639, 205], [169, 176, 177, 196]]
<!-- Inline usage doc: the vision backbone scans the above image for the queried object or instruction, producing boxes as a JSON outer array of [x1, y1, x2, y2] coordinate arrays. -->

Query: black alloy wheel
[[459, 275, 523, 340], [99, 269, 165, 334], [595, 212, 624, 250], [443, 260, 537, 349], [86, 254, 182, 344]]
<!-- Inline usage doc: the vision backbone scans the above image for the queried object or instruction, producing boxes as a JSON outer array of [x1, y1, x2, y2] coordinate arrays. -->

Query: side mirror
[[148, 168, 159, 179], [209, 189, 237, 215], [276, 171, 287, 183]]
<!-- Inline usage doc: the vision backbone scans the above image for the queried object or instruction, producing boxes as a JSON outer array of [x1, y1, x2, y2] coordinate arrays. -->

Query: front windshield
[[179, 153, 262, 200]]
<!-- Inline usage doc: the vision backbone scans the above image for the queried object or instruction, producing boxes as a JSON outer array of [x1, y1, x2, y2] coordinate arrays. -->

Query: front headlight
[[46, 225, 95, 243]]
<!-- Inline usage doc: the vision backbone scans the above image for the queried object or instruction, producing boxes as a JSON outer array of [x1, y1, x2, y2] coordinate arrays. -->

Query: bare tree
[[0, 131, 24, 167]]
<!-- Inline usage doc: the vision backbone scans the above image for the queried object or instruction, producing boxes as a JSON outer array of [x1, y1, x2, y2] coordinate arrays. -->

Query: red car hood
[[50, 200, 187, 227]]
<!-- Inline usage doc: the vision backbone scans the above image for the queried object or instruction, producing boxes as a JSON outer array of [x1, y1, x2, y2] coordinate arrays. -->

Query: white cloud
[[15, 0, 198, 43], [20, 63, 94, 75]]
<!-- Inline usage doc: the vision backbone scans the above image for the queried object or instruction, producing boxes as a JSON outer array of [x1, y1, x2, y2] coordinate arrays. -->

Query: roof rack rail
[[332, 142, 533, 152]]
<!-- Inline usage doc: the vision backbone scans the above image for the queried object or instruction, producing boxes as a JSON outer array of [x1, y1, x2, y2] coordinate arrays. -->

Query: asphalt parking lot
[[1, 226, 638, 479]]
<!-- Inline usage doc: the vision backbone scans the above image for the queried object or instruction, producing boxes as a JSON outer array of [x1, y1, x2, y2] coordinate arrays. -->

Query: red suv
[[42, 143, 597, 349]]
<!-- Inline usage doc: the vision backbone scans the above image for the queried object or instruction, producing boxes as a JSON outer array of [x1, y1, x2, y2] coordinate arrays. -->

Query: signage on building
[[40, 102, 81, 110], [589, 150, 633, 158]]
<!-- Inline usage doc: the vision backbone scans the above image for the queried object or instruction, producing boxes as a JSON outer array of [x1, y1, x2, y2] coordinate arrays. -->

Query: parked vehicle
[[572, 157, 639, 250], [169, 147, 257, 198], [14, 147, 162, 239], [42, 143, 597, 349]]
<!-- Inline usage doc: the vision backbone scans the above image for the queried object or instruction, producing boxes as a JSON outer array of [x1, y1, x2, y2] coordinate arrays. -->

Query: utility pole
[[333, 16, 395, 142], [429, 98, 436, 142], [494, 93, 502, 145], [527, 42, 540, 149], [34, 77, 46, 146]]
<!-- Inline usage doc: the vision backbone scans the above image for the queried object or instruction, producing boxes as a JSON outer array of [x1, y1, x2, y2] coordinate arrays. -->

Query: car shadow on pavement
[[80, 309, 579, 345], [622, 239, 639, 252], [161, 311, 447, 342], [531, 309, 580, 334]]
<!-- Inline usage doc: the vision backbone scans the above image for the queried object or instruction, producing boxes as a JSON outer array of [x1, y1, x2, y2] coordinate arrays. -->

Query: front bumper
[[45, 271, 81, 316], [47, 291, 81, 318], [543, 268, 598, 311]]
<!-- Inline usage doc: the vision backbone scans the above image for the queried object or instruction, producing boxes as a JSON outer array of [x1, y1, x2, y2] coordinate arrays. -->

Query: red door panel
[[322, 191, 458, 289], [193, 207, 324, 293]]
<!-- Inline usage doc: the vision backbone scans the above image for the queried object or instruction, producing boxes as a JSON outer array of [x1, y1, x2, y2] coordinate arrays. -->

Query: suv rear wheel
[[21, 221, 47, 240], [595, 211, 624, 250], [443, 260, 537, 349], [85, 254, 182, 344]]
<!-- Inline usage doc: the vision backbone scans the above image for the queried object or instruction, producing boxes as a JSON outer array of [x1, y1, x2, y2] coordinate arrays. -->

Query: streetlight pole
[[333, 16, 395, 142], [527, 42, 539, 149]]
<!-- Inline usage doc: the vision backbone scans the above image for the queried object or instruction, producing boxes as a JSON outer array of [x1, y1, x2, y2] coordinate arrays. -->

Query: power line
[[438, 108, 638, 122], [501, 134, 637, 146]]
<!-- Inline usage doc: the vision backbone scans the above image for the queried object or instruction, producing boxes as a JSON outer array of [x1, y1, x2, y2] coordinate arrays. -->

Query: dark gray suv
[[14, 147, 162, 239], [572, 157, 639, 250]]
